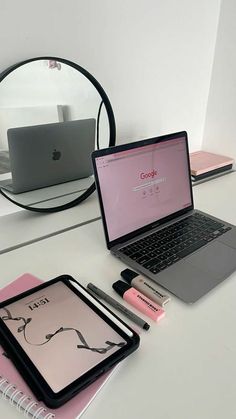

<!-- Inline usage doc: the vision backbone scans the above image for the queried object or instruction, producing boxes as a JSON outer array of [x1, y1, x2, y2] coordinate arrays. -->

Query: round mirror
[[0, 57, 116, 212]]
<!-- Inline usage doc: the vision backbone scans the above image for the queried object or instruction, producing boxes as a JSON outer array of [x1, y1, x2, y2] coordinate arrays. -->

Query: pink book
[[0, 274, 116, 419], [189, 150, 234, 176]]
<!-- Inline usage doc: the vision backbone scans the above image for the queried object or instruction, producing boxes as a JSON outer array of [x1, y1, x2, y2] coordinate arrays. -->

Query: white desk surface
[[0, 171, 236, 419], [0, 191, 100, 254]]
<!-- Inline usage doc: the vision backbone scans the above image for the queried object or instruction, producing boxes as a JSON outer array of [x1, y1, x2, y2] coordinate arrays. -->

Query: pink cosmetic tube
[[112, 280, 165, 322]]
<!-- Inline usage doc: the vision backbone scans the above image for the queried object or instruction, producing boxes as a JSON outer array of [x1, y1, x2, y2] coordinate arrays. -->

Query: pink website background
[[96, 137, 192, 241]]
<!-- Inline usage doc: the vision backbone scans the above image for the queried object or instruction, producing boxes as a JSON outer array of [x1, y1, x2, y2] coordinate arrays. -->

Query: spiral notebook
[[0, 273, 117, 419]]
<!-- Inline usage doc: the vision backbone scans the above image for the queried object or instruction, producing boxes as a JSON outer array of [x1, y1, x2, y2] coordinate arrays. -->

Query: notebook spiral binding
[[0, 375, 55, 419]]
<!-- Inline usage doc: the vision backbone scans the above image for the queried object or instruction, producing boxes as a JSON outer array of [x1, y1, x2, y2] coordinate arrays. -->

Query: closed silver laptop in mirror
[[1, 118, 95, 194]]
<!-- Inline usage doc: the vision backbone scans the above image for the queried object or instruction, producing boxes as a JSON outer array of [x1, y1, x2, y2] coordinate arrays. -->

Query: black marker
[[121, 269, 170, 307]]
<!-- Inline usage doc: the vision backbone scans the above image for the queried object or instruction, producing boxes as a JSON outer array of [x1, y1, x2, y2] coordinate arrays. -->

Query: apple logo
[[52, 149, 61, 161]]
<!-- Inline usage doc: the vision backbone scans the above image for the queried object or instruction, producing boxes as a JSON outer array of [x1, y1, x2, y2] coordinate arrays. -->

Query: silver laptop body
[[2, 118, 95, 194], [92, 131, 236, 303]]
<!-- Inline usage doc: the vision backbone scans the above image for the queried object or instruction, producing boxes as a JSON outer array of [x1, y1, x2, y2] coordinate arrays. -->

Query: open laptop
[[92, 131, 236, 303], [0, 118, 95, 194]]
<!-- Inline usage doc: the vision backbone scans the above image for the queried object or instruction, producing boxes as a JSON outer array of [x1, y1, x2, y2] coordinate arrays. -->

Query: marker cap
[[120, 268, 138, 284], [112, 280, 131, 297]]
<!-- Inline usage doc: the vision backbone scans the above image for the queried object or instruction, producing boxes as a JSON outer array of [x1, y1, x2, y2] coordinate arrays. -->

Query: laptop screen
[[93, 133, 192, 244]]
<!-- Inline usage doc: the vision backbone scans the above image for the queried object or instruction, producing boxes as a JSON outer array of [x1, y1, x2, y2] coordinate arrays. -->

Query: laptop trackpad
[[156, 241, 236, 303], [188, 240, 236, 278]]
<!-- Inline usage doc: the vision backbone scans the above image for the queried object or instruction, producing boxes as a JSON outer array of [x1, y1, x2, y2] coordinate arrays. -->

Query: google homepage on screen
[[95, 137, 192, 241]]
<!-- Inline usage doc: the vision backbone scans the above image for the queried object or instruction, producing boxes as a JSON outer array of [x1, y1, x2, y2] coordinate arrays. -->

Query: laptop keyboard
[[119, 213, 232, 274]]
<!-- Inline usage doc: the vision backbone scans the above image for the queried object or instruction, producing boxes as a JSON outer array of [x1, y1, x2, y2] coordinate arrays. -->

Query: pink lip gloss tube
[[112, 280, 165, 322]]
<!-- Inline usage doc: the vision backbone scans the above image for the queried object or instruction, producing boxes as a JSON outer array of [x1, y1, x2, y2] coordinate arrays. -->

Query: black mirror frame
[[0, 56, 116, 213]]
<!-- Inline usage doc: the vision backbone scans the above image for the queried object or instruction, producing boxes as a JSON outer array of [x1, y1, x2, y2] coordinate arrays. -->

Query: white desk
[[0, 172, 236, 419], [0, 191, 101, 255]]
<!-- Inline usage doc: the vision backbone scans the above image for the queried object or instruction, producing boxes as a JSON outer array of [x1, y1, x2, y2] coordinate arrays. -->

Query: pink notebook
[[0, 274, 116, 419], [189, 150, 234, 176]]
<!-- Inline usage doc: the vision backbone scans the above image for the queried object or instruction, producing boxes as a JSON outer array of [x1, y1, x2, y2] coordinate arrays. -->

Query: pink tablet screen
[[0, 282, 126, 392]]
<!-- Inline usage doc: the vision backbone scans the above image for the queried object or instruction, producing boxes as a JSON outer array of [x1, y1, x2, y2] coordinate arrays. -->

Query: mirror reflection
[[0, 58, 114, 211]]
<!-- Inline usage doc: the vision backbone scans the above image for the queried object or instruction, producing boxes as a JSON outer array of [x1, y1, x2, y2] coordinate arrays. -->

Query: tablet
[[0, 275, 140, 408]]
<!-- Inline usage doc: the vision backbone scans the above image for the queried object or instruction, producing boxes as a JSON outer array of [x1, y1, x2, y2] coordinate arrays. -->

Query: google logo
[[140, 169, 157, 179]]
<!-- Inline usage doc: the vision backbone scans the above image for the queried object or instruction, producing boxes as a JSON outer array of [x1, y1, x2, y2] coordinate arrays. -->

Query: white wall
[[0, 0, 221, 151], [202, 0, 236, 159], [0, 60, 103, 148]]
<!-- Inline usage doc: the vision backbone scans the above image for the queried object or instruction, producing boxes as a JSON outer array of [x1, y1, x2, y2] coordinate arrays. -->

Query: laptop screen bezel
[[92, 131, 194, 250]]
